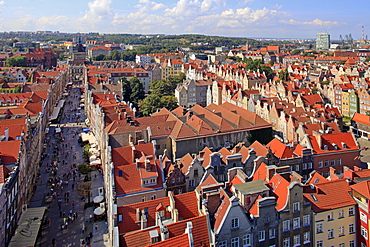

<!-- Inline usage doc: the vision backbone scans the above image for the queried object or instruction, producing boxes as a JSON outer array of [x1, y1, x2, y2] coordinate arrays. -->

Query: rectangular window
[[293, 217, 300, 229], [293, 235, 300, 246], [337, 159, 342, 166], [361, 212, 367, 223], [302, 163, 307, 170], [219, 240, 227, 247], [283, 238, 290, 247], [325, 160, 329, 167], [328, 212, 334, 221], [242, 234, 251, 246], [258, 230, 265, 242], [349, 240, 355, 247], [303, 215, 310, 226], [318, 161, 323, 168], [231, 237, 239, 247], [338, 209, 344, 218], [308, 162, 313, 169], [316, 223, 323, 233], [118, 214, 122, 222], [189, 180, 195, 187], [283, 220, 290, 232], [316, 240, 323, 247], [293, 202, 300, 212], [331, 159, 335, 166], [361, 226, 368, 240], [269, 228, 276, 239], [231, 218, 239, 229], [349, 207, 354, 216], [338, 226, 345, 236], [303, 231, 310, 244], [349, 224, 355, 234], [328, 228, 334, 239]]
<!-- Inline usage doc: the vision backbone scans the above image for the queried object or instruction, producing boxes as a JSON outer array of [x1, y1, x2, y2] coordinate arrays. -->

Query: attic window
[[118, 170, 123, 177], [341, 142, 347, 149], [332, 143, 338, 150], [322, 144, 328, 151]]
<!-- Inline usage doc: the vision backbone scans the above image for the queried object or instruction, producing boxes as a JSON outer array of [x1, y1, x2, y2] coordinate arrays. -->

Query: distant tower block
[[316, 33, 330, 50]]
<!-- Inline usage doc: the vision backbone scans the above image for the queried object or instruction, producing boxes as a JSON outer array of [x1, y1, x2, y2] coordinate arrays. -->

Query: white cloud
[[81, 0, 113, 23], [136, 0, 166, 11], [0, 1, 5, 5], [281, 18, 341, 26]]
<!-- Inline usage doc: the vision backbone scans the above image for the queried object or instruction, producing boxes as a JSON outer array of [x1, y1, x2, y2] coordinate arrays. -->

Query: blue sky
[[0, 0, 368, 39]]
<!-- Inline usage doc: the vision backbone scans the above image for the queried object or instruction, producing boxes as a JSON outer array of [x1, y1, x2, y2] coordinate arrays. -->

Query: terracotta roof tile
[[266, 138, 297, 159], [304, 179, 356, 212]]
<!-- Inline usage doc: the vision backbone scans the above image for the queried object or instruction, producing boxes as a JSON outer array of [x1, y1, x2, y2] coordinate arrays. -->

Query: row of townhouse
[[0, 67, 69, 246], [83, 71, 275, 244], [115, 146, 370, 247]]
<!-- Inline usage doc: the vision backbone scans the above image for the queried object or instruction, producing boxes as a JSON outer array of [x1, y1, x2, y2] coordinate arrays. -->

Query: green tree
[[160, 96, 178, 111], [121, 77, 132, 102], [14, 84, 22, 93], [129, 77, 145, 104], [311, 87, 319, 94], [279, 69, 289, 82], [5, 56, 27, 67], [93, 54, 105, 61], [291, 49, 301, 55], [111, 50, 120, 61], [149, 79, 173, 96], [139, 94, 162, 116], [259, 65, 275, 81], [365, 56, 370, 62]]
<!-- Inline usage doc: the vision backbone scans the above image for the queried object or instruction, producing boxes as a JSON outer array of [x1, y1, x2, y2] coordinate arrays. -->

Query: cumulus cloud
[[281, 18, 341, 26], [136, 0, 166, 11], [82, 0, 113, 23]]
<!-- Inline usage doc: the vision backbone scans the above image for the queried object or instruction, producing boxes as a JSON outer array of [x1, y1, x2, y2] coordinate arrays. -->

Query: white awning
[[94, 207, 105, 215], [90, 159, 101, 166], [93, 195, 104, 203], [55, 127, 61, 133]]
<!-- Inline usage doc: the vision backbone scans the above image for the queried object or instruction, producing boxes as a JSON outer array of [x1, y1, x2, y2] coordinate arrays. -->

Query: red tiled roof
[[0, 140, 21, 164], [213, 188, 230, 232], [266, 138, 297, 159], [351, 180, 370, 199], [148, 234, 189, 247], [308, 132, 359, 154], [304, 179, 356, 212], [352, 113, 370, 126], [249, 141, 268, 157], [269, 173, 290, 211]]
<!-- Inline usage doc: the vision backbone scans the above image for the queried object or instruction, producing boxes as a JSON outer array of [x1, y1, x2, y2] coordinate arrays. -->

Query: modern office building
[[316, 33, 330, 50]]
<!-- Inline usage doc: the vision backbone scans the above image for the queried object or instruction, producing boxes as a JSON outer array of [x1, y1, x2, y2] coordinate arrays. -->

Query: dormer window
[[341, 142, 347, 149], [323, 144, 328, 151], [332, 143, 338, 150]]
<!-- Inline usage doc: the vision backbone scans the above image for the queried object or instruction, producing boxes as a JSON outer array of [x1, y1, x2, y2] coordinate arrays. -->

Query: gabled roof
[[117, 191, 199, 234], [148, 234, 189, 247], [266, 138, 297, 159], [308, 132, 359, 154], [352, 112, 370, 126], [213, 188, 231, 232], [304, 179, 356, 212], [0, 140, 21, 164], [268, 173, 291, 211], [351, 180, 370, 199], [249, 141, 268, 157]]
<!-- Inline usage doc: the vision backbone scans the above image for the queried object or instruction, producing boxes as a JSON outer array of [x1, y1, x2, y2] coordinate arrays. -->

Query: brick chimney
[[343, 166, 354, 180]]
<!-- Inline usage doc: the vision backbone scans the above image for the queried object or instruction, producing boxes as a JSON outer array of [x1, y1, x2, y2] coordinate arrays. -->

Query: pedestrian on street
[[95, 224, 98, 231]]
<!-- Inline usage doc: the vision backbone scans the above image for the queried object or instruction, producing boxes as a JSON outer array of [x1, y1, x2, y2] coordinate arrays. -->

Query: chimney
[[131, 146, 136, 164], [4, 127, 9, 141], [343, 166, 354, 180], [184, 222, 194, 247], [145, 159, 151, 171], [329, 167, 338, 180], [141, 209, 147, 229], [136, 208, 141, 222], [312, 131, 322, 149], [205, 192, 221, 217]]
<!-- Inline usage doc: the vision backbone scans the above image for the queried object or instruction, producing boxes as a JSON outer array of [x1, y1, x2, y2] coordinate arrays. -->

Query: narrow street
[[29, 85, 101, 247]]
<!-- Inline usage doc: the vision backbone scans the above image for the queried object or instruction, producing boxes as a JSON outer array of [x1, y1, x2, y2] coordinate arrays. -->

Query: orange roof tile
[[304, 179, 356, 212], [266, 138, 297, 159]]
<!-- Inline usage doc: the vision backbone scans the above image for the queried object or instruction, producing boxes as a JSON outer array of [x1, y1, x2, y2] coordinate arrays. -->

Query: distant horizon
[[0, 0, 368, 41]]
